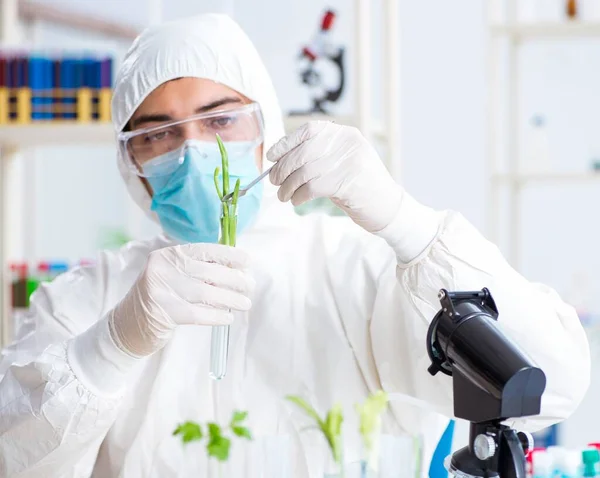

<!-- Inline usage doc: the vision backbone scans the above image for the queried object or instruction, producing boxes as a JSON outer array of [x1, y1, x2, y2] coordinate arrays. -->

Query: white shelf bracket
[[0, 0, 20, 45]]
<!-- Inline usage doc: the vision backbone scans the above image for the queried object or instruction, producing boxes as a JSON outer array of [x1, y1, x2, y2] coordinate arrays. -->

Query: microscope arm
[[498, 429, 527, 478]]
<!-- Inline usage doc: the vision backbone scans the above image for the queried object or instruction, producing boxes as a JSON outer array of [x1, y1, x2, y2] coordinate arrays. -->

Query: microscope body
[[426, 289, 546, 478], [446, 422, 532, 478]]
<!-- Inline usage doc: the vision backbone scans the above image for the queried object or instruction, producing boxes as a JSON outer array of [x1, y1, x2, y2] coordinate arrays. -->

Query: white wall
[[14, 0, 600, 449]]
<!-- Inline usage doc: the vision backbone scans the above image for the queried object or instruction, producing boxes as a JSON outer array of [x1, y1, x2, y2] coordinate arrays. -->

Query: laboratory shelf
[[491, 22, 600, 39], [487, 1, 600, 269], [491, 172, 600, 184], [0, 122, 115, 150]]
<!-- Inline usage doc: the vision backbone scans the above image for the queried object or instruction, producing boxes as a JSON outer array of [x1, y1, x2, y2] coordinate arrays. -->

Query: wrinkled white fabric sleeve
[[370, 205, 591, 433], [0, 284, 138, 476], [374, 192, 441, 265], [68, 311, 140, 398]]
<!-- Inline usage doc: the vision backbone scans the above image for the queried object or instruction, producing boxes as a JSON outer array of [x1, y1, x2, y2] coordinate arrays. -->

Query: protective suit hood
[[112, 14, 291, 228]]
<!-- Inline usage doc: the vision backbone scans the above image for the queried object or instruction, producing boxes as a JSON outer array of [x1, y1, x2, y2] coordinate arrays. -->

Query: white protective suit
[[0, 14, 591, 478]]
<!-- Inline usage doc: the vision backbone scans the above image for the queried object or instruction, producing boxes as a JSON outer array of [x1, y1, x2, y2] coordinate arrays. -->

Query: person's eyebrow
[[131, 113, 173, 129], [195, 96, 243, 113], [131, 97, 244, 130]]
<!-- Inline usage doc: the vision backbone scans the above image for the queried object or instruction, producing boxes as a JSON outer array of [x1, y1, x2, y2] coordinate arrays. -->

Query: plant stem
[[215, 135, 238, 247], [214, 167, 223, 200], [220, 201, 236, 247], [219, 212, 229, 246], [230, 179, 240, 245], [216, 134, 230, 197]]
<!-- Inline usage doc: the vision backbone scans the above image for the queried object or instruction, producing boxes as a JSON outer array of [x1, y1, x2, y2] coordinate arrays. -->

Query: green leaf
[[216, 134, 230, 196], [286, 396, 344, 465], [232, 178, 241, 207], [230, 410, 248, 425], [214, 167, 223, 199], [356, 390, 389, 467], [207, 422, 221, 439], [173, 421, 203, 444], [285, 395, 324, 427], [232, 426, 252, 440], [232, 178, 241, 234], [207, 434, 231, 461], [206, 422, 231, 461], [324, 403, 344, 464]]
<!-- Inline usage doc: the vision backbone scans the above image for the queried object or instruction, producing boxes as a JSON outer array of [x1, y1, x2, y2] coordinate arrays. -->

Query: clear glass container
[[323, 434, 422, 478], [205, 435, 292, 478], [210, 200, 237, 381]]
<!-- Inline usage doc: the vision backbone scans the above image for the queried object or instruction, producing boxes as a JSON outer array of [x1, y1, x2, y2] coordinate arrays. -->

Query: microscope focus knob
[[474, 434, 497, 460], [517, 431, 534, 455]]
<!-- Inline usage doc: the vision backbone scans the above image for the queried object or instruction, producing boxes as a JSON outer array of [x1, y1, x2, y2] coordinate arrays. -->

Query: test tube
[[210, 324, 230, 380]]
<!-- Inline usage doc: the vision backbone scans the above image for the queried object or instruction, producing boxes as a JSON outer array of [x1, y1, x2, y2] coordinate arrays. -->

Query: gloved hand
[[109, 243, 255, 357], [267, 121, 403, 234]]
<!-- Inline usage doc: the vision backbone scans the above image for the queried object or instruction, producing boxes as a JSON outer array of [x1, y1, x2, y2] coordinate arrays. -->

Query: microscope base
[[445, 447, 499, 478]]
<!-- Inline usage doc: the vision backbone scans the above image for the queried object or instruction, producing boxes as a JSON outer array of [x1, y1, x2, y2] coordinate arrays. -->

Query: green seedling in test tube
[[210, 134, 241, 380]]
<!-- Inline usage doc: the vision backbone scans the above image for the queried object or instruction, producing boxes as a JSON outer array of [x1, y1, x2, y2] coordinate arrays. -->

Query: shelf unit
[[0, 0, 401, 347], [490, 21, 600, 38], [492, 171, 600, 184], [0, 123, 116, 346], [0, 122, 116, 147], [486, 1, 600, 270]]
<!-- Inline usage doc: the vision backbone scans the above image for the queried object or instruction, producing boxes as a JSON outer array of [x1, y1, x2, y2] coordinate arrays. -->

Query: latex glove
[[267, 121, 403, 233], [109, 243, 254, 357], [267, 121, 441, 264]]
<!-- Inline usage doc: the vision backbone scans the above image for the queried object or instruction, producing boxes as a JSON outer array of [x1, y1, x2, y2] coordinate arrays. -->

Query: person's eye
[[210, 116, 236, 128], [145, 130, 172, 143]]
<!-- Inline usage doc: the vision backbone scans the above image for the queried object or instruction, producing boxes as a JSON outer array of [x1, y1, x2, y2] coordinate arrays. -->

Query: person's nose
[[181, 121, 208, 141]]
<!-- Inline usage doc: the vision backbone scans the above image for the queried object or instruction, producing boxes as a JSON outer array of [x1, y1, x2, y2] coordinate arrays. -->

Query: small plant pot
[[323, 460, 376, 478], [208, 436, 293, 478]]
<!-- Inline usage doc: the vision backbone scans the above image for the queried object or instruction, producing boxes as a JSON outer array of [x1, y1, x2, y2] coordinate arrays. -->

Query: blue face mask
[[146, 141, 263, 244]]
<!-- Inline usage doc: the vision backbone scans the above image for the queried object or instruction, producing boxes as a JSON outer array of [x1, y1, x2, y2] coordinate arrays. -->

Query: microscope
[[289, 9, 346, 116], [426, 288, 547, 478]]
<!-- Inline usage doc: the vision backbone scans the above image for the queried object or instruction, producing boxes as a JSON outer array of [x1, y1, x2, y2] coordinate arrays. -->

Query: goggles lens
[[118, 103, 264, 177]]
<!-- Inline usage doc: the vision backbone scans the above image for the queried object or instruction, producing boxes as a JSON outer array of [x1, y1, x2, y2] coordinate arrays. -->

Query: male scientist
[[0, 14, 590, 478]]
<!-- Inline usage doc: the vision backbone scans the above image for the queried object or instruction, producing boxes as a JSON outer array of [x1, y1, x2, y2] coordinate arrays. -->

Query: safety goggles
[[117, 102, 264, 178]]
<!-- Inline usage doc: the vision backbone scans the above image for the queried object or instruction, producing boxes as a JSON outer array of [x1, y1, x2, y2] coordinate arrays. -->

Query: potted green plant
[[286, 395, 344, 475], [286, 391, 389, 478], [173, 410, 252, 477], [355, 391, 389, 476]]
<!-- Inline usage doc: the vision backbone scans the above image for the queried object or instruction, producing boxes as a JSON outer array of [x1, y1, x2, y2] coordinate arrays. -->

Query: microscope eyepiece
[[426, 288, 546, 422]]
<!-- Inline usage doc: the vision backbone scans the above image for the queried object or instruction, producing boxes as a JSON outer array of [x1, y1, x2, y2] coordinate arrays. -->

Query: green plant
[[355, 390, 389, 469], [213, 134, 241, 246], [286, 396, 344, 467], [97, 227, 132, 250], [286, 391, 390, 476], [173, 410, 252, 462]]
